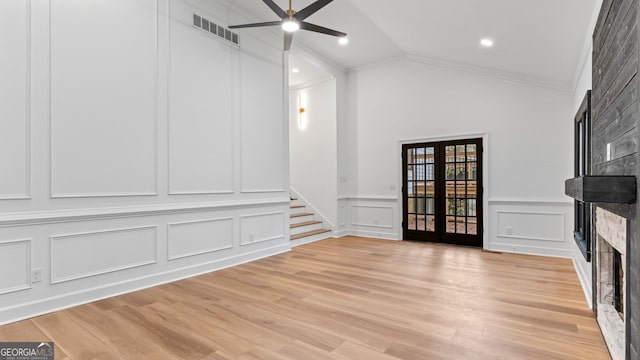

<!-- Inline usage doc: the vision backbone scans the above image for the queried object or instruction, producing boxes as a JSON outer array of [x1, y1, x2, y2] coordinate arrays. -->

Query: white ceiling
[[230, 0, 599, 89]]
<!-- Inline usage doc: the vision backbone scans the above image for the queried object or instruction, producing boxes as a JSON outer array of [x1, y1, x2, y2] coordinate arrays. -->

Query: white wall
[[0, 0, 289, 325], [569, 0, 602, 309], [289, 79, 338, 227], [341, 57, 578, 254]]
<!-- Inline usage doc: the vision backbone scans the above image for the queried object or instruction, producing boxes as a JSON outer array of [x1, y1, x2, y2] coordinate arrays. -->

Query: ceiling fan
[[229, 0, 347, 51]]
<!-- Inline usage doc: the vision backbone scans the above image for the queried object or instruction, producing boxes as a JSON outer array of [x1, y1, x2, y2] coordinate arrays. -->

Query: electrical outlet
[[607, 143, 612, 161], [249, 233, 255, 242], [31, 268, 42, 284], [506, 226, 513, 236]]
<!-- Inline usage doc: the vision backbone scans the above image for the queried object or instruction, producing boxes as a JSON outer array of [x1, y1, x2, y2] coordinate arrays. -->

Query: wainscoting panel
[[488, 200, 573, 258], [240, 51, 285, 193], [496, 211, 565, 242], [50, 0, 158, 197], [239, 212, 286, 246], [0, 239, 31, 295], [167, 0, 234, 195], [336, 197, 400, 240], [351, 205, 394, 229], [50, 226, 158, 284], [167, 217, 233, 260], [0, 0, 30, 199]]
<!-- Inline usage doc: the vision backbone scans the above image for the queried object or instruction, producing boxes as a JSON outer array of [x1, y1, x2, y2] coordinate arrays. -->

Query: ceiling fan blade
[[295, 0, 334, 20], [284, 32, 294, 51], [262, 0, 287, 19], [300, 21, 346, 37], [229, 21, 282, 29]]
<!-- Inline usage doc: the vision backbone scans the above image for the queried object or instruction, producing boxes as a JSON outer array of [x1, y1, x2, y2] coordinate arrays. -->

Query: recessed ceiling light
[[480, 38, 494, 48], [339, 37, 349, 45], [292, 68, 300, 74]]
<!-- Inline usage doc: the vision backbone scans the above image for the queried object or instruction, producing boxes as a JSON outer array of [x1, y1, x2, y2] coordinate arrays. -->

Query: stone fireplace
[[596, 207, 626, 360]]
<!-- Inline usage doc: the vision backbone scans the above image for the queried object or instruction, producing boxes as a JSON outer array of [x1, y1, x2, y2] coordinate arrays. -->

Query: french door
[[402, 139, 483, 247]]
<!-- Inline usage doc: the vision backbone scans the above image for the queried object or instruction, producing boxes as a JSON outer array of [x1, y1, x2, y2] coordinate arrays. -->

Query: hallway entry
[[402, 138, 483, 247]]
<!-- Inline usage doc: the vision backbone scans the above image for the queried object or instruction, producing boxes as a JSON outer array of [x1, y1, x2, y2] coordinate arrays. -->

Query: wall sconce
[[298, 93, 307, 129]]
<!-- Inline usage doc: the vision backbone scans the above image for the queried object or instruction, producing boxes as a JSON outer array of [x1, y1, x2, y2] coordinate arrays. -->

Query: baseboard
[[0, 243, 290, 326], [573, 256, 593, 309], [488, 242, 574, 259], [335, 229, 400, 241]]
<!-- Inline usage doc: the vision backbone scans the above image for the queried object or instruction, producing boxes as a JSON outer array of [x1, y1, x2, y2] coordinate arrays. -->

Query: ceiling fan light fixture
[[282, 19, 300, 32], [480, 38, 494, 48]]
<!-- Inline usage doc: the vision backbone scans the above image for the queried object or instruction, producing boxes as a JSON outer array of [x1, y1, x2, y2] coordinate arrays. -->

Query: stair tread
[[290, 220, 322, 229], [290, 228, 331, 240], [290, 212, 313, 218], [290, 197, 298, 201], [290, 205, 305, 209]]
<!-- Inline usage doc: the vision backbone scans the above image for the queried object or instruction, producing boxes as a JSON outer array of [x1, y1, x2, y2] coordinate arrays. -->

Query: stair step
[[290, 220, 322, 229], [290, 228, 331, 241], [290, 197, 298, 201], [291, 212, 313, 218], [290, 205, 305, 209]]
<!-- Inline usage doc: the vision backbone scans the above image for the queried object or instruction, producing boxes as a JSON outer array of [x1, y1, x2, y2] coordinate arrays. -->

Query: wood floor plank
[[0, 237, 610, 359], [31, 312, 114, 359]]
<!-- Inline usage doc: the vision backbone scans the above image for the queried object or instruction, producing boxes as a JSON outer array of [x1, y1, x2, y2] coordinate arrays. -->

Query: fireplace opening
[[613, 249, 624, 318]]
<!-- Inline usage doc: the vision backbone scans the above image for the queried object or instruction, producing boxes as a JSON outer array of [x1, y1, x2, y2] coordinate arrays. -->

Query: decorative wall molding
[[496, 210, 565, 243], [240, 189, 286, 194], [351, 205, 394, 229], [169, 190, 235, 196], [167, 217, 234, 261], [239, 211, 286, 246], [0, 238, 31, 295], [0, 0, 31, 200], [167, 1, 235, 196], [49, 0, 160, 198], [489, 199, 573, 207], [337, 195, 399, 201], [50, 226, 158, 284], [0, 198, 289, 228], [338, 203, 346, 226]]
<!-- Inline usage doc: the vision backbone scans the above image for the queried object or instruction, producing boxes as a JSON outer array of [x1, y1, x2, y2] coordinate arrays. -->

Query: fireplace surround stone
[[596, 207, 626, 360]]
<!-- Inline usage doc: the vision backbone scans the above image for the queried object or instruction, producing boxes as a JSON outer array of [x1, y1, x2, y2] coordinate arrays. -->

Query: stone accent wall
[[592, 0, 640, 358]]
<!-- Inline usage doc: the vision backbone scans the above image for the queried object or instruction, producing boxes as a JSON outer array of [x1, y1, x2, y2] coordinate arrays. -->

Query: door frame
[[397, 132, 489, 249]]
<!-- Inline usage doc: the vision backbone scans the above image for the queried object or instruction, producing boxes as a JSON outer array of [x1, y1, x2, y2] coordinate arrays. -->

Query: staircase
[[289, 196, 332, 247]]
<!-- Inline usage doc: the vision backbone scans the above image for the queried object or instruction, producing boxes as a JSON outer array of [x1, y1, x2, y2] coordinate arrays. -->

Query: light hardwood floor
[[0, 237, 610, 359]]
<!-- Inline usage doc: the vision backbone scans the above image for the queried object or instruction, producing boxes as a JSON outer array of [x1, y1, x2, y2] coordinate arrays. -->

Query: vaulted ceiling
[[231, 0, 599, 89]]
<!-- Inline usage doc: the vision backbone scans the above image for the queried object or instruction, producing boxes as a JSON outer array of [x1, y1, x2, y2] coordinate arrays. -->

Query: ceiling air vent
[[192, 13, 239, 47]]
